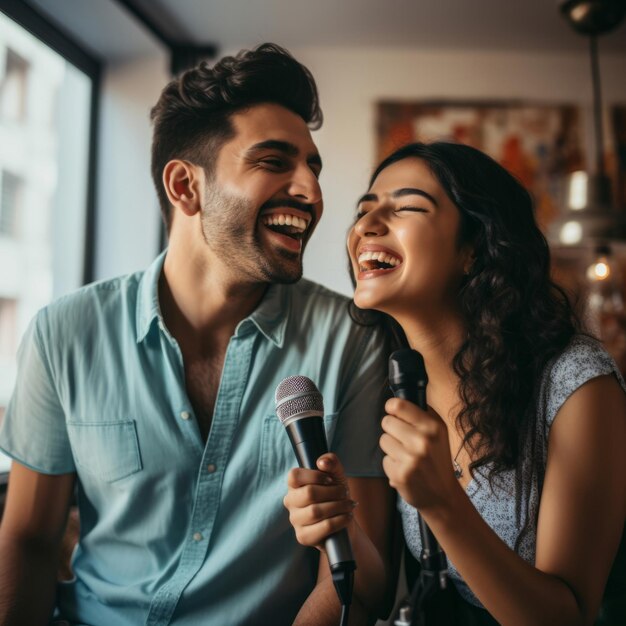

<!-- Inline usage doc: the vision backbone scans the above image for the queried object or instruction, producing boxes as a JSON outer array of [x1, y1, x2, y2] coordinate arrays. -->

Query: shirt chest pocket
[[258, 412, 339, 482], [67, 420, 142, 483]]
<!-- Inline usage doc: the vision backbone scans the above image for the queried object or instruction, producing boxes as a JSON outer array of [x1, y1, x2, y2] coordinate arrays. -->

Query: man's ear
[[162, 160, 202, 217]]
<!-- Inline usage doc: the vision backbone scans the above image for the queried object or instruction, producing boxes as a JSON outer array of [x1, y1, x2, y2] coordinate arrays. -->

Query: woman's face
[[347, 157, 472, 317]]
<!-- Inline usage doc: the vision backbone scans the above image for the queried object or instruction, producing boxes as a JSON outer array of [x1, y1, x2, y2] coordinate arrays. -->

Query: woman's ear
[[162, 160, 201, 217], [462, 247, 476, 276]]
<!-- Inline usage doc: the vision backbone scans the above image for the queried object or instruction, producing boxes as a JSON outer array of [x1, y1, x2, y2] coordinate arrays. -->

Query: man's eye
[[354, 210, 366, 221], [262, 158, 286, 169], [395, 207, 427, 213]]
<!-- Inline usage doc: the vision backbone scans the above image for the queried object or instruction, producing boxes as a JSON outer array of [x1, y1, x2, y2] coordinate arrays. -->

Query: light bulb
[[584, 246, 624, 340], [586, 258, 611, 281]]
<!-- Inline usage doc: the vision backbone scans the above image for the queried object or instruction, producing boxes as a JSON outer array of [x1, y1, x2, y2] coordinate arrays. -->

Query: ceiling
[[20, 0, 626, 63]]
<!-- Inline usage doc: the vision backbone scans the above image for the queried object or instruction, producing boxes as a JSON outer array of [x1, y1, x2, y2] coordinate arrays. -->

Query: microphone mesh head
[[275, 375, 324, 424]]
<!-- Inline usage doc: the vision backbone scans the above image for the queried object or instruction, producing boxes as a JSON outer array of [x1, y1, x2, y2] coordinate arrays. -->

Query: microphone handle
[[392, 386, 447, 580], [285, 417, 355, 570]]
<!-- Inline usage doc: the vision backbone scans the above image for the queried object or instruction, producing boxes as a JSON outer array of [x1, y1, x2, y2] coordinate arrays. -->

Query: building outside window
[[0, 169, 22, 236], [0, 47, 29, 123], [0, 9, 97, 475]]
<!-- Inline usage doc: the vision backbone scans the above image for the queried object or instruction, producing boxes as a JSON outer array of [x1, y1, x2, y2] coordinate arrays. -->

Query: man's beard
[[200, 185, 303, 285]]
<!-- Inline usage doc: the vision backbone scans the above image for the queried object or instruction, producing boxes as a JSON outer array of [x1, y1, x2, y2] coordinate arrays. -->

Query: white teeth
[[261, 214, 309, 232], [357, 250, 401, 267]]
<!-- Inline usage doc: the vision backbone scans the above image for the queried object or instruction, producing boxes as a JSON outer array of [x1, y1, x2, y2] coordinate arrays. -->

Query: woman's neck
[[397, 310, 467, 426]]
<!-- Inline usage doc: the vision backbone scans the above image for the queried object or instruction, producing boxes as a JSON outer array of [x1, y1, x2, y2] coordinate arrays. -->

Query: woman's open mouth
[[357, 249, 402, 277]]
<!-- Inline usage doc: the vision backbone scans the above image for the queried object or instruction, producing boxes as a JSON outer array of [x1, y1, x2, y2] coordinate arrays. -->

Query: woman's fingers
[[384, 398, 441, 432]]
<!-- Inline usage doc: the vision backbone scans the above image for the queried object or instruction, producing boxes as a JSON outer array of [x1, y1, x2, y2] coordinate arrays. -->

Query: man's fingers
[[284, 483, 350, 509], [316, 453, 347, 485], [293, 513, 354, 548], [289, 498, 358, 528], [287, 467, 333, 489]]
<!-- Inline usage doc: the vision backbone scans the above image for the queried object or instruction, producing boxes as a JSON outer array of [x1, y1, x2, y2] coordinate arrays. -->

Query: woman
[[283, 142, 626, 625]]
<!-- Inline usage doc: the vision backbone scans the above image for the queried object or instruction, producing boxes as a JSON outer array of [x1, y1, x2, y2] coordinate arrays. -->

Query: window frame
[[0, 0, 102, 501]]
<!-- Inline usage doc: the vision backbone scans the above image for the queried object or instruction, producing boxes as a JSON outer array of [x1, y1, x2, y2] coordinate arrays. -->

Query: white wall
[[293, 46, 626, 296], [93, 46, 626, 296], [93, 54, 169, 281]]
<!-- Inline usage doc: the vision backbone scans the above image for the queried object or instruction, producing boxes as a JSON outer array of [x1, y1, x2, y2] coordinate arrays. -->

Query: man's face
[[200, 103, 323, 285]]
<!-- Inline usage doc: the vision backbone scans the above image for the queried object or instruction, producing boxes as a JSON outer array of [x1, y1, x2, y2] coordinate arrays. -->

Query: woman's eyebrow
[[356, 187, 438, 208], [356, 193, 377, 207]]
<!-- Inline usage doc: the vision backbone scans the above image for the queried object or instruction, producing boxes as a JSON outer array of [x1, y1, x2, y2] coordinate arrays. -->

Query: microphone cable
[[332, 562, 355, 626]]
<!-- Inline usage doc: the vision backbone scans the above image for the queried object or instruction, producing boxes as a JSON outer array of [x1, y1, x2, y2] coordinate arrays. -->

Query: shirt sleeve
[[331, 323, 388, 478], [0, 310, 76, 474], [544, 335, 626, 429]]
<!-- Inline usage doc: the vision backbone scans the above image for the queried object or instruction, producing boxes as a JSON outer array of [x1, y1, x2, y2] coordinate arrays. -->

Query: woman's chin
[[353, 288, 389, 313]]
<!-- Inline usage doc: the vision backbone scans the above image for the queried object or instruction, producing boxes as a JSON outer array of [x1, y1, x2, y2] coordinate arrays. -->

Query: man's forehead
[[229, 103, 318, 154]]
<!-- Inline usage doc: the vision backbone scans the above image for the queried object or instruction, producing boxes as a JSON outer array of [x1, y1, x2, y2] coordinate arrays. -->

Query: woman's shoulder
[[540, 334, 626, 427]]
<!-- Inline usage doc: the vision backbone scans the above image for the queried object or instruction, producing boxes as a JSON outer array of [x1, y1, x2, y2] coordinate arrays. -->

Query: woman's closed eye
[[394, 206, 428, 214]]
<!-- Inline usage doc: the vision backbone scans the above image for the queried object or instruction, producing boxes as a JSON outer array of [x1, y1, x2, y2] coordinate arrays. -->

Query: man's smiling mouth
[[261, 211, 311, 242]]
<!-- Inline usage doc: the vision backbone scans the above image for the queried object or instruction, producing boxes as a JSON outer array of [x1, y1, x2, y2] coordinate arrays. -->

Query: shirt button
[[180, 411, 191, 420], [193, 532, 203, 542], [206, 464, 216, 473]]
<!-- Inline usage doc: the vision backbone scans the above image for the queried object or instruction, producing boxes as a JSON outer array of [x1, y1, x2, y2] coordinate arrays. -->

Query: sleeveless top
[[398, 335, 626, 609]]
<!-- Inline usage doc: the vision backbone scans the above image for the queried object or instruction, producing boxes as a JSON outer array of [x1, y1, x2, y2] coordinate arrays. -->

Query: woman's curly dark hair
[[364, 142, 582, 542], [150, 43, 322, 230]]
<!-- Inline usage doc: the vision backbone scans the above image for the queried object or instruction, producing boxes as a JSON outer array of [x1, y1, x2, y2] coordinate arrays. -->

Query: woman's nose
[[353, 209, 387, 237]]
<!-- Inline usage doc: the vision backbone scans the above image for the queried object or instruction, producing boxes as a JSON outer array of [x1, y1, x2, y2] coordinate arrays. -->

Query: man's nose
[[287, 165, 322, 205]]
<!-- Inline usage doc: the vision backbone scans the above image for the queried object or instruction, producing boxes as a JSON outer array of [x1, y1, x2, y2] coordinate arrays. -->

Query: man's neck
[[160, 247, 268, 355]]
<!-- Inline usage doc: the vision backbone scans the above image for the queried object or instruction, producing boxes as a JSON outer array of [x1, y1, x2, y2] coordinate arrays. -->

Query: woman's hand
[[380, 397, 460, 513], [283, 453, 358, 551]]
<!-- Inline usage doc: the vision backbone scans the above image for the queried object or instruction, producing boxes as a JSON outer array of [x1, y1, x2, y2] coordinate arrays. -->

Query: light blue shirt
[[0, 252, 388, 626]]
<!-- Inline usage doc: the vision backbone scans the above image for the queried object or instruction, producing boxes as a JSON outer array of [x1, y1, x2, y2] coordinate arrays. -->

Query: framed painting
[[376, 100, 585, 230]]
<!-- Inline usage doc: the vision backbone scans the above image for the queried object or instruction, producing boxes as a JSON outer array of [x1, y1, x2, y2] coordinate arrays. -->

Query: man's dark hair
[[150, 43, 323, 230]]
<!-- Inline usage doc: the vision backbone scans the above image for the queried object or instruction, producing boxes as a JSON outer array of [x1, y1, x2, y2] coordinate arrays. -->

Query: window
[[0, 298, 17, 473], [0, 298, 17, 358], [0, 48, 29, 123], [0, 4, 100, 481], [0, 170, 22, 236]]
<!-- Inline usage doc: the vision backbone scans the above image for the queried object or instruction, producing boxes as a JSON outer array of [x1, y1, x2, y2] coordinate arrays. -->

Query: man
[[0, 44, 393, 625]]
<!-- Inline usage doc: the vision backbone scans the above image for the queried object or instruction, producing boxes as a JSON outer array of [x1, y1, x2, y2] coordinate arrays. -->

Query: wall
[[93, 53, 169, 281], [93, 45, 626, 297], [293, 46, 626, 296]]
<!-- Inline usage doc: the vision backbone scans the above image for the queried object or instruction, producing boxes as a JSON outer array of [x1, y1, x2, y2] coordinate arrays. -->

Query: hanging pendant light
[[549, 0, 626, 248]]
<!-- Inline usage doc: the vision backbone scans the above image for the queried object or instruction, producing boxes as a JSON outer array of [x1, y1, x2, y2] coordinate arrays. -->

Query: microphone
[[388, 349, 448, 590], [275, 375, 356, 569], [275, 375, 355, 615]]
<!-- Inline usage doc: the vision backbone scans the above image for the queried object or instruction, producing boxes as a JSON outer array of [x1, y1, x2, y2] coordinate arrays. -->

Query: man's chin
[[267, 266, 303, 285], [268, 247, 303, 283]]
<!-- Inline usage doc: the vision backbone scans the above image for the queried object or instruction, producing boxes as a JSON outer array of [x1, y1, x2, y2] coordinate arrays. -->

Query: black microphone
[[275, 375, 355, 614], [388, 349, 448, 590]]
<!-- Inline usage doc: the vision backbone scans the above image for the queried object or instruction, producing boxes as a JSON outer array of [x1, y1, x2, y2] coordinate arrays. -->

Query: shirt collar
[[136, 250, 167, 344], [242, 282, 289, 348], [136, 251, 290, 348]]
